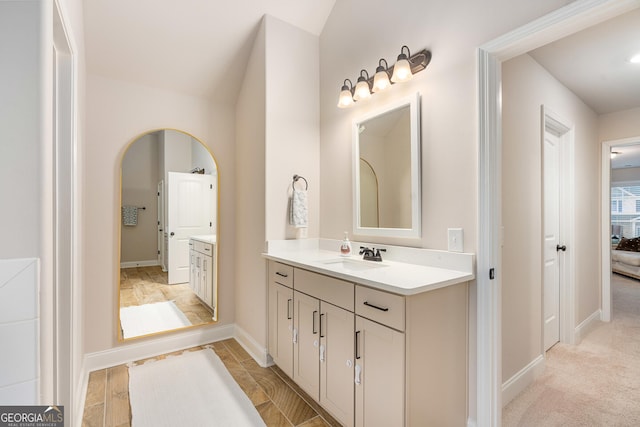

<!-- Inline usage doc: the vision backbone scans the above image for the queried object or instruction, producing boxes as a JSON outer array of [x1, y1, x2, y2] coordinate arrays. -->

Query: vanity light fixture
[[353, 70, 372, 101], [372, 59, 391, 93], [337, 79, 355, 108], [337, 45, 431, 108]]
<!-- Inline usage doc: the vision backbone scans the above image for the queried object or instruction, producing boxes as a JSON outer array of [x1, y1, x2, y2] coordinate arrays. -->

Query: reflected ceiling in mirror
[[118, 129, 219, 341], [353, 93, 421, 238]]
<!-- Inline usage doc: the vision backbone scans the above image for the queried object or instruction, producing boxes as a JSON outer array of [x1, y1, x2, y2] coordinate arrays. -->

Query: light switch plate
[[448, 228, 464, 252]]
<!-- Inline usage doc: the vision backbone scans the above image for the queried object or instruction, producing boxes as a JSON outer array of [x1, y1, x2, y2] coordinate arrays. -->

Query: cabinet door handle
[[363, 301, 389, 312], [312, 310, 318, 334], [355, 330, 361, 359], [354, 364, 362, 385], [320, 313, 325, 338], [276, 272, 288, 278], [287, 299, 292, 320]]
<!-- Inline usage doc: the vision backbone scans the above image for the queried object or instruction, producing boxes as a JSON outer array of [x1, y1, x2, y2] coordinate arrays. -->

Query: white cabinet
[[188, 238, 215, 310]]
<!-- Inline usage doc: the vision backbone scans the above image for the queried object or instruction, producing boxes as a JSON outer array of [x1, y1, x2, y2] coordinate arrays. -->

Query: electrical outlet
[[448, 228, 463, 252]]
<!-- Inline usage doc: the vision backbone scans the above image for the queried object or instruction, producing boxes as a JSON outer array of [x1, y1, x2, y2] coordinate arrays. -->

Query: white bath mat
[[128, 348, 266, 427], [119, 301, 191, 339]]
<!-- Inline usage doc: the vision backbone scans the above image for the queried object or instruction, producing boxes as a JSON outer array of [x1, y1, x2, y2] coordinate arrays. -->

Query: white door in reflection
[[167, 171, 214, 284]]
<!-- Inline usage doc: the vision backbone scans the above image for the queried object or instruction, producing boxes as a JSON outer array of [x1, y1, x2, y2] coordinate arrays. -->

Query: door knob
[[170, 232, 175, 237], [556, 244, 566, 252]]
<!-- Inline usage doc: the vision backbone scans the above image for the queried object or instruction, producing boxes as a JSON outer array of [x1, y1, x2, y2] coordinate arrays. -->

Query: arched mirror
[[118, 129, 219, 341]]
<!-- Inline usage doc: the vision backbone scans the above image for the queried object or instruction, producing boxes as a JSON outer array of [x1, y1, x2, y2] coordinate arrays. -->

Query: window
[[612, 183, 640, 238]]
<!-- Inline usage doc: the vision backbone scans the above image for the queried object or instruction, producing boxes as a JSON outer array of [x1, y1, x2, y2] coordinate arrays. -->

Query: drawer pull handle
[[276, 272, 289, 278], [363, 301, 389, 312], [313, 310, 318, 334]]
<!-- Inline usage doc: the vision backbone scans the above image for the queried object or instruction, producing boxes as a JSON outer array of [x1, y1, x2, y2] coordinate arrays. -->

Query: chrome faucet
[[359, 246, 386, 262]]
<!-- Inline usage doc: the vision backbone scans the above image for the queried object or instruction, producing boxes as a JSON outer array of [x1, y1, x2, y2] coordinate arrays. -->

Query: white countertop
[[190, 234, 216, 244], [263, 239, 475, 296]]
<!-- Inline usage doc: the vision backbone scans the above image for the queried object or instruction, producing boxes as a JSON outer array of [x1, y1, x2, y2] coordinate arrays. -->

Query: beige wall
[[501, 54, 600, 382], [234, 15, 320, 351], [84, 74, 236, 354], [599, 107, 640, 143], [318, 0, 571, 250], [121, 133, 160, 264]]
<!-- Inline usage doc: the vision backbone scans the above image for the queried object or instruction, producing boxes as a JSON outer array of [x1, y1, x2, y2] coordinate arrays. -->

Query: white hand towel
[[122, 205, 138, 226], [289, 189, 308, 228]]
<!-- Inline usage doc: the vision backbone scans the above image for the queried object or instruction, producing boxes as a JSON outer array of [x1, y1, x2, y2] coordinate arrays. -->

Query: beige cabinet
[[293, 268, 356, 427], [293, 290, 321, 400], [320, 301, 354, 427], [268, 262, 294, 377], [266, 259, 468, 427], [355, 315, 405, 427]]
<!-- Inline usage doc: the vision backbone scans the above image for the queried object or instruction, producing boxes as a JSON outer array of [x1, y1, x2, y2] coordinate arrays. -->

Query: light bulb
[[391, 58, 413, 83], [337, 80, 354, 108], [353, 80, 371, 101]]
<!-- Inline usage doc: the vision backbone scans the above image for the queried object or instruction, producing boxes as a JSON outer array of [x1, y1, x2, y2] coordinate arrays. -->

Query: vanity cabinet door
[[320, 302, 355, 427], [355, 316, 405, 427], [294, 291, 320, 401], [268, 281, 294, 377], [202, 255, 213, 307]]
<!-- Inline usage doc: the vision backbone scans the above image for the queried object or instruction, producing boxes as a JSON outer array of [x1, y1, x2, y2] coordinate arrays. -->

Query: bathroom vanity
[[188, 235, 217, 313], [265, 239, 474, 427]]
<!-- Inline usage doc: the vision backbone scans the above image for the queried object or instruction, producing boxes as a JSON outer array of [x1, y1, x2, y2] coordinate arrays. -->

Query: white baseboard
[[502, 354, 545, 406], [74, 359, 89, 427], [120, 259, 159, 268], [574, 309, 602, 343], [83, 323, 234, 373], [234, 325, 270, 367]]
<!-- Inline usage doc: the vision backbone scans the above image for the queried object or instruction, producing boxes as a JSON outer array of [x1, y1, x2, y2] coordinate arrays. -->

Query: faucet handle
[[374, 248, 387, 257]]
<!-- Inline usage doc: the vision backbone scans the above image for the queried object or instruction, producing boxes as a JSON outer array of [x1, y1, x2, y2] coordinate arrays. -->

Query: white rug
[[120, 301, 192, 339], [128, 348, 266, 427]]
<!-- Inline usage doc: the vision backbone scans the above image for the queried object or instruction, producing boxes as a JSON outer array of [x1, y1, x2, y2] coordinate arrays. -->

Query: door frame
[[601, 136, 640, 322], [477, 0, 638, 425], [542, 107, 576, 347]]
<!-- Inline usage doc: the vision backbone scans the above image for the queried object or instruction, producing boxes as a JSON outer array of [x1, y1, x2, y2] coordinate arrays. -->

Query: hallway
[[503, 274, 640, 425]]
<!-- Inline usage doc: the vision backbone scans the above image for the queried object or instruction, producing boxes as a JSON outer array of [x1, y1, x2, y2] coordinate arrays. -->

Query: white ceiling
[[84, 0, 336, 104], [529, 8, 640, 116], [530, 8, 640, 169]]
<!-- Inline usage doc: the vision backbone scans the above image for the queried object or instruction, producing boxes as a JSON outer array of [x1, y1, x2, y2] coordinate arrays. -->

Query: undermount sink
[[320, 258, 388, 271]]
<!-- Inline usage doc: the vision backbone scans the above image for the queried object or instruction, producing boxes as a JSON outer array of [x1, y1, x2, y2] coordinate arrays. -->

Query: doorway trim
[[601, 136, 640, 323], [542, 107, 576, 347], [477, 0, 639, 426]]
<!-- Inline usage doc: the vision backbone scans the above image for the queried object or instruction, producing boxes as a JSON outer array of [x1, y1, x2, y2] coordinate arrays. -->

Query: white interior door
[[543, 130, 561, 351], [157, 180, 164, 267], [167, 172, 214, 284]]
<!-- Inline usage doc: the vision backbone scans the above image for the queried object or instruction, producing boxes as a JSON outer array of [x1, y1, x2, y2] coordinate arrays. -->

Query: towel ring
[[293, 174, 308, 190]]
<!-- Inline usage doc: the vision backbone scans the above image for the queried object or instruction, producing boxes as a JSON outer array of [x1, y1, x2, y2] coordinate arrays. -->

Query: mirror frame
[[352, 92, 422, 238], [117, 128, 220, 341]]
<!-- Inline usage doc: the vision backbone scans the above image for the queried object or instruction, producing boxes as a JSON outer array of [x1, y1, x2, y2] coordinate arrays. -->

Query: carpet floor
[[503, 273, 640, 426]]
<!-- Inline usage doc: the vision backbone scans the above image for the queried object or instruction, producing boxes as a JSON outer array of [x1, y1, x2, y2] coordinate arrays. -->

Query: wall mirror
[[118, 129, 219, 341], [353, 93, 421, 238]]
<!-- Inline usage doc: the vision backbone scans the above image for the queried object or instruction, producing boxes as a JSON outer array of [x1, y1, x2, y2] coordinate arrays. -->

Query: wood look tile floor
[[81, 339, 342, 427], [119, 266, 214, 326]]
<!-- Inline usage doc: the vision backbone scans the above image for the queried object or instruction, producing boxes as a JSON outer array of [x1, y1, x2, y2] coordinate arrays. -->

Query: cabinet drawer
[[295, 268, 354, 311], [193, 240, 213, 255], [355, 285, 405, 331], [269, 261, 294, 288]]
